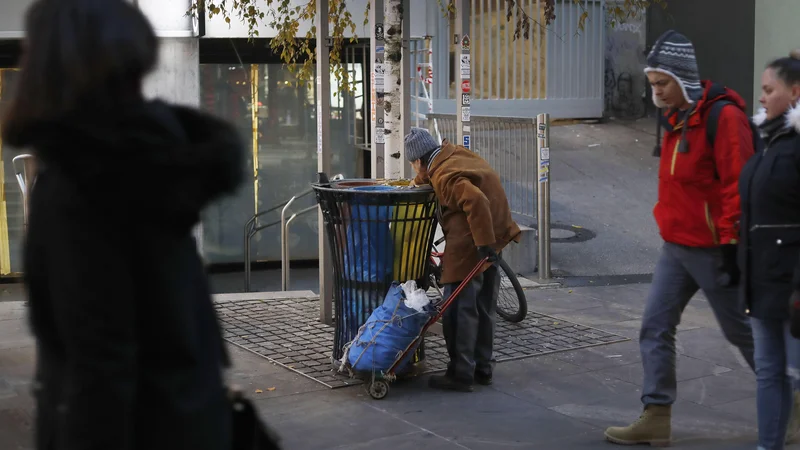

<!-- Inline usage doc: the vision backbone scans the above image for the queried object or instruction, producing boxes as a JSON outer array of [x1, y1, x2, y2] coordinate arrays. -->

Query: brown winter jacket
[[414, 143, 521, 284]]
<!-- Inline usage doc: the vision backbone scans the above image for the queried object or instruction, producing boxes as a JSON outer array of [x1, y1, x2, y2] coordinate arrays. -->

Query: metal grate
[[215, 296, 629, 389]]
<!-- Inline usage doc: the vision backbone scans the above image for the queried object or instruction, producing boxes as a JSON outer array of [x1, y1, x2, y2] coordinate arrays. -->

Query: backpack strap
[[706, 100, 734, 148]]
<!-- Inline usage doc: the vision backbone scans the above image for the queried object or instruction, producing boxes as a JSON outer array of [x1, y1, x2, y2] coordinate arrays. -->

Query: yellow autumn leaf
[[255, 389, 263, 394], [267, 387, 276, 392]]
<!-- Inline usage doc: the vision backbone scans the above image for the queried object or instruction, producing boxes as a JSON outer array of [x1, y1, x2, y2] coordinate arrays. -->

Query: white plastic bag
[[401, 280, 430, 313]]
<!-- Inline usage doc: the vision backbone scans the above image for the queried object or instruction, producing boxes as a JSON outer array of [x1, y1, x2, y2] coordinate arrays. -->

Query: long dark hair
[[1, 0, 158, 145], [767, 49, 800, 87]]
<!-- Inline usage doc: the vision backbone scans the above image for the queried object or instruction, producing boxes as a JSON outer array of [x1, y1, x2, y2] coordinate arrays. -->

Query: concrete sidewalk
[[1, 282, 793, 449]]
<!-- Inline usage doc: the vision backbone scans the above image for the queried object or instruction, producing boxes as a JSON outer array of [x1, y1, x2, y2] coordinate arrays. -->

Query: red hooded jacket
[[653, 81, 755, 248]]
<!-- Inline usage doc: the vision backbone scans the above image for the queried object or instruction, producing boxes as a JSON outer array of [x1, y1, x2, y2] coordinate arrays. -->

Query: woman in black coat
[[739, 50, 800, 450], [2, 1, 244, 449]]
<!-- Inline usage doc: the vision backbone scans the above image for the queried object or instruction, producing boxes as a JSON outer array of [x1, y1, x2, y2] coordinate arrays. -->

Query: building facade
[[0, 0, 426, 278], [0, 0, 607, 280]]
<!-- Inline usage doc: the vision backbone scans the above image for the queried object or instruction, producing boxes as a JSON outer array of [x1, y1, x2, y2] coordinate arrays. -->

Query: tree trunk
[[383, 0, 404, 179]]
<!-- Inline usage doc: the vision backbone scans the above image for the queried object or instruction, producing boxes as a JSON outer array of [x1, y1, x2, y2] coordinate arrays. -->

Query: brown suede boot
[[604, 405, 671, 447]]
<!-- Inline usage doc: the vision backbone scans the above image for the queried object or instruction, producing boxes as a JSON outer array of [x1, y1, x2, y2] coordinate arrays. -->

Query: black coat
[[739, 105, 800, 319], [12, 100, 245, 450]]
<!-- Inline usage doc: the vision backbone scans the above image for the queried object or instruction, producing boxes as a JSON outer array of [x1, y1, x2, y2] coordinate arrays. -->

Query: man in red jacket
[[605, 30, 757, 446]]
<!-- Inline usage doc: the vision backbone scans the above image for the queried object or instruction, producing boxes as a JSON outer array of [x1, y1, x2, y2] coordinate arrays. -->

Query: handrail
[[282, 204, 319, 291], [243, 174, 343, 292], [12, 154, 37, 233]]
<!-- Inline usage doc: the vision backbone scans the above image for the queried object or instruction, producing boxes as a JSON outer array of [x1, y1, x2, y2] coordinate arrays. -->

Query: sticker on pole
[[460, 55, 471, 79], [539, 160, 550, 182], [461, 93, 471, 105], [375, 24, 384, 41], [375, 128, 385, 144], [463, 135, 471, 149], [374, 64, 386, 94], [461, 106, 471, 122], [540, 147, 550, 161], [461, 80, 471, 93], [461, 35, 471, 51]]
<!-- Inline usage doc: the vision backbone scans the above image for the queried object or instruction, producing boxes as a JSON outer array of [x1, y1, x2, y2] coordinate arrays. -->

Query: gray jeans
[[640, 242, 755, 405], [442, 263, 500, 383]]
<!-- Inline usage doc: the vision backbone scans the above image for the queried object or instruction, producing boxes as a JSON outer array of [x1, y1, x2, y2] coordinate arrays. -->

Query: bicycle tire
[[428, 256, 527, 323], [495, 258, 528, 323]]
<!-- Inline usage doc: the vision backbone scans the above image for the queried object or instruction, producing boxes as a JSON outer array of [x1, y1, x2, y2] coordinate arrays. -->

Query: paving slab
[[594, 355, 735, 387]]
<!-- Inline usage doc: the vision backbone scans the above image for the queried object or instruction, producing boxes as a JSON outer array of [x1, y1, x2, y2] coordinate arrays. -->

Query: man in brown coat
[[405, 127, 521, 391]]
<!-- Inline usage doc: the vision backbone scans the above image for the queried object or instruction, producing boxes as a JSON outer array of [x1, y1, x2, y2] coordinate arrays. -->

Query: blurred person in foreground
[[604, 29, 758, 446], [741, 50, 800, 450], [404, 127, 521, 392], [2, 0, 245, 449]]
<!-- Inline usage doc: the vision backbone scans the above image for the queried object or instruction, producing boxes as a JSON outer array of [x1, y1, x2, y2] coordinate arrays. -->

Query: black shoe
[[428, 375, 473, 392], [475, 372, 493, 386]]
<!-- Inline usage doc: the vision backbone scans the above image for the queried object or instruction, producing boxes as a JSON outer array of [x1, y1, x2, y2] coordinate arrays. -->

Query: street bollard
[[536, 114, 551, 280]]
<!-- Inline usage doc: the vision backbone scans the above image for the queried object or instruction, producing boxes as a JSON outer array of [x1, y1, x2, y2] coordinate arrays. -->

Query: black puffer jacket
[[739, 104, 800, 319], [10, 100, 245, 450]]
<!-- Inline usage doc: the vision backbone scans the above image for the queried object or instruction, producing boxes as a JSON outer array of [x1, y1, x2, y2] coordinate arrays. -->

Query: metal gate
[[424, 0, 605, 120]]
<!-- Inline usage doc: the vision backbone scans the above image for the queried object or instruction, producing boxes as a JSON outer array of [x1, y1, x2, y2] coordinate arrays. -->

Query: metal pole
[[455, 0, 471, 151], [317, 0, 334, 324], [370, 0, 386, 179], [536, 114, 551, 279]]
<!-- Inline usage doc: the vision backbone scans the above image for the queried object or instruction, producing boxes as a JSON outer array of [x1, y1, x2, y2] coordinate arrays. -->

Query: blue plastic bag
[[347, 283, 432, 373], [342, 186, 395, 283]]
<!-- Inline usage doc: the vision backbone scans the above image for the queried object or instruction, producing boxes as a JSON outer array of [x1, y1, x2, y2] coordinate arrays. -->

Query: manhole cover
[[551, 228, 577, 239]]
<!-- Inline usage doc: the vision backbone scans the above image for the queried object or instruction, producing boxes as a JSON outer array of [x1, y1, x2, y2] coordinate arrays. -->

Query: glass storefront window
[[0, 56, 366, 276], [0, 68, 23, 277], [199, 62, 362, 265]]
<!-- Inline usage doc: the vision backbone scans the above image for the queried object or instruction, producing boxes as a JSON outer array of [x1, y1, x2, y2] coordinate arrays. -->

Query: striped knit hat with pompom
[[644, 30, 703, 106]]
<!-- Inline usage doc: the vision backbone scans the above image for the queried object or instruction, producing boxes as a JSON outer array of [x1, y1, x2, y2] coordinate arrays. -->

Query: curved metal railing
[[244, 174, 343, 292]]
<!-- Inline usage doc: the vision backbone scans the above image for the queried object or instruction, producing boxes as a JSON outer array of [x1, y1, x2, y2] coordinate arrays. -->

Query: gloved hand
[[477, 246, 498, 263], [717, 244, 740, 287], [790, 291, 800, 339]]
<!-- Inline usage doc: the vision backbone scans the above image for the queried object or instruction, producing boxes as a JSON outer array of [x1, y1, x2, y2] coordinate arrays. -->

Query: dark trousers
[[442, 263, 500, 383]]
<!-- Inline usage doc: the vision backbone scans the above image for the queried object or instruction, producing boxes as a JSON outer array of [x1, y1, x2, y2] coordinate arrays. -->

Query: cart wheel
[[367, 380, 389, 400]]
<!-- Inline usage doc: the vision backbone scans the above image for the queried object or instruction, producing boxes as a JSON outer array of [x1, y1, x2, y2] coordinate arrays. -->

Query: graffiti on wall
[[605, 14, 647, 119]]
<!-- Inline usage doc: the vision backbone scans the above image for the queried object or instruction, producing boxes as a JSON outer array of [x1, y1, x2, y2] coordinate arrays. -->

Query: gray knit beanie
[[404, 127, 439, 161], [644, 30, 703, 104]]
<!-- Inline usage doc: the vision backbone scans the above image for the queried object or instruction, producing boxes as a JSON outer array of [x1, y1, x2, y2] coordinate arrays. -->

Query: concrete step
[[503, 225, 536, 277]]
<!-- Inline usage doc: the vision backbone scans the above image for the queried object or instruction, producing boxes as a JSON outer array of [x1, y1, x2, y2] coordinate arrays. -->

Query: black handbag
[[230, 388, 282, 450]]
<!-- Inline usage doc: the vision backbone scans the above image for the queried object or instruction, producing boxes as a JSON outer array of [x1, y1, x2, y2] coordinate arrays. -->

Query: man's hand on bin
[[477, 246, 498, 263]]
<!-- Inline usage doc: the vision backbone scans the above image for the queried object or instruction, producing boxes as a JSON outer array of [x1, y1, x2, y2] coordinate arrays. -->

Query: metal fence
[[426, 114, 536, 221], [424, 0, 605, 119]]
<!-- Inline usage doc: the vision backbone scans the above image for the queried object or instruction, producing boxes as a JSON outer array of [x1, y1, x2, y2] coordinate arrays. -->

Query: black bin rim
[[312, 179, 435, 195]]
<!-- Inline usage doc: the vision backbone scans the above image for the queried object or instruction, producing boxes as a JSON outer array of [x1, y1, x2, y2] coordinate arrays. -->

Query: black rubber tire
[[496, 258, 528, 323], [368, 380, 389, 400]]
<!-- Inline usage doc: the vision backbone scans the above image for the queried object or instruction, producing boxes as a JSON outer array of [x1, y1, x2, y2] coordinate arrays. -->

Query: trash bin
[[313, 178, 439, 362]]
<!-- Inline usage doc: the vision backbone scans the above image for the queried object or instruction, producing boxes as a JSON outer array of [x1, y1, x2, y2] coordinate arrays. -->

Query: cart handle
[[385, 257, 491, 376]]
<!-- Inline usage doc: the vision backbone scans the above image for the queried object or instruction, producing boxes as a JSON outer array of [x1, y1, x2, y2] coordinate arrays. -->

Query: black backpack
[[705, 100, 765, 155]]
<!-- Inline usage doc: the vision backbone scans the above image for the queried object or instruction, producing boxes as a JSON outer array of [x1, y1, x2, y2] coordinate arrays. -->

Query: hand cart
[[361, 257, 491, 400]]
